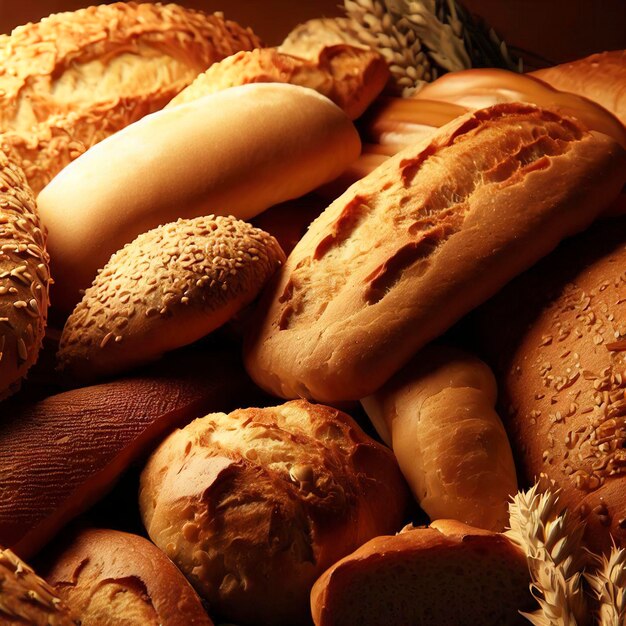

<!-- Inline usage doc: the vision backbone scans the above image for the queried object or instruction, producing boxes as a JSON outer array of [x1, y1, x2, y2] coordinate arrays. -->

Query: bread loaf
[[0, 346, 256, 558], [139, 399, 408, 626], [244, 103, 626, 403], [0, 151, 50, 401], [44, 528, 213, 626], [0, 547, 80, 625], [532, 51, 626, 125], [168, 44, 389, 120], [57, 216, 284, 382], [310, 520, 534, 626], [473, 217, 626, 553], [0, 2, 262, 193], [361, 345, 517, 531], [37, 83, 360, 313]]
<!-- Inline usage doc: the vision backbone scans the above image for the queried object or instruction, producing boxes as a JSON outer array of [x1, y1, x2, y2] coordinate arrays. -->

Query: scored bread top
[[244, 102, 626, 403]]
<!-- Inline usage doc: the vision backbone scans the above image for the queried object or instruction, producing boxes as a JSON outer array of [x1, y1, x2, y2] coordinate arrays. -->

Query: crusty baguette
[[140, 400, 408, 626], [0, 346, 256, 558], [44, 528, 213, 626], [37, 83, 360, 313], [473, 217, 626, 553], [244, 103, 626, 403], [0, 2, 261, 193], [532, 50, 626, 126], [361, 345, 517, 531], [310, 520, 533, 626], [167, 44, 389, 120], [0, 151, 51, 401]]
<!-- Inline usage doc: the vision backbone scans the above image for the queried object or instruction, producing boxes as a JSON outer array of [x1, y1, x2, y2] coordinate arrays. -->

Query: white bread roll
[[36, 83, 361, 312], [361, 345, 517, 531]]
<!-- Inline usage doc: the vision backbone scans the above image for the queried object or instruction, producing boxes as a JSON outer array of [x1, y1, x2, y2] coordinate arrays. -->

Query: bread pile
[[0, 2, 625, 625]]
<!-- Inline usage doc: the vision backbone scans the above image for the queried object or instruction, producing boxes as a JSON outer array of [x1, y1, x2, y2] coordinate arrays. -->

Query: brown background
[[0, 0, 625, 64]]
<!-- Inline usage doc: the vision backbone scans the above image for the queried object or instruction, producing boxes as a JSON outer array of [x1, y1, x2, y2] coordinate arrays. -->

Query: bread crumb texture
[[0, 151, 50, 400], [58, 215, 284, 380]]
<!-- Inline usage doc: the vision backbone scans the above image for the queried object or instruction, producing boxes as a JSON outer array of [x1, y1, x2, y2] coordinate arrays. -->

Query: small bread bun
[[361, 345, 517, 532], [0, 151, 51, 401], [139, 399, 408, 626], [310, 520, 533, 626], [57, 215, 284, 382], [44, 528, 213, 626], [0, 346, 256, 558], [37, 83, 360, 312], [0, 546, 79, 625]]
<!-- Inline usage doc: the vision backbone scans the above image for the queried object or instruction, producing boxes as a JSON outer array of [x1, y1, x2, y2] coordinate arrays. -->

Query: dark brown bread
[[245, 103, 626, 403], [474, 217, 626, 553], [310, 520, 533, 626], [45, 528, 213, 626]]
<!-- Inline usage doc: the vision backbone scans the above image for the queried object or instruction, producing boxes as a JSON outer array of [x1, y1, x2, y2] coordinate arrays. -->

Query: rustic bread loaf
[[473, 217, 626, 553], [44, 528, 213, 626], [0, 2, 261, 193], [310, 520, 533, 626], [57, 216, 284, 383], [0, 346, 256, 558], [168, 44, 389, 120], [532, 51, 626, 125], [0, 151, 51, 401], [244, 103, 626, 403], [37, 83, 360, 313], [361, 345, 517, 531], [139, 399, 408, 626]]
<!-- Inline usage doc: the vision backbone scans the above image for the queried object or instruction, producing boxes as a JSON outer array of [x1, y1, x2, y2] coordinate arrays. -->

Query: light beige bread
[[44, 528, 213, 626], [57, 215, 284, 382], [244, 103, 626, 403], [37, 83, 360, 313], [0, 151, 51, 401], [0, 346, 256, 558], [474, 217, 626, 553], [310, 519, 534, 626], [0, 546, 80, 625], [0, 2, 261, 193], [139, 399, 408, 626], [532, 51, 626, 126], [167, 44, 389, 120], [361, 345, 517, 532]]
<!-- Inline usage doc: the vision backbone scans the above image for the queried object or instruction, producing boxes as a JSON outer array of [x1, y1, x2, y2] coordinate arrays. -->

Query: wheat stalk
[[586, 546, 626, 626], [505, 484, 588, 626]]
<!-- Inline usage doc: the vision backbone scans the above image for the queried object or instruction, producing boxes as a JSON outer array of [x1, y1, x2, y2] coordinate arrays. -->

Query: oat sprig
[[586, 546, 626, 626], [506, 484, 588, 626]]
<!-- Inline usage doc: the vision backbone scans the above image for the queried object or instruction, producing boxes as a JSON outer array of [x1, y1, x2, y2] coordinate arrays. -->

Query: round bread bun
[[310, 519, 533, 626], [57, 215, 284, 382], [0, 151, 51, 401], [139, 399, 408, 626], [44, 528, 213, 626], [0, 546, 79, 625]]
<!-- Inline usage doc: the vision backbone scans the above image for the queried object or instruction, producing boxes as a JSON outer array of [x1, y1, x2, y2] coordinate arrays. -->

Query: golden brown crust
[[57, 215, 285, 382], [310, 521, 533, 626], [474, 218, 626, 553], [244, 103, 626, 403], [45, 528, 213, 626], [139, 399, 408, 626], [0, 547, 79, 625], [167, 44, 389, 120], [532, 51, 626, 126], [0, 347, 256, 558], [0, 151, 50, 401]]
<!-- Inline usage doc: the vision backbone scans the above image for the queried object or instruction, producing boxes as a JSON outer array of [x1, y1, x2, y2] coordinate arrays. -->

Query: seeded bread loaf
[[44, 528, 214, 626], [244, 103, 626, 402], [139, 400, 408, 626], [0, 2, 261, 192], [0, 151, 50, 401]]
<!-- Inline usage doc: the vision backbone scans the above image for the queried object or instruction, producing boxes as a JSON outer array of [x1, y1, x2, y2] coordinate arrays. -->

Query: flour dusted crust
[[244, 103, 626, 402], [139, 399, 408, 626]]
